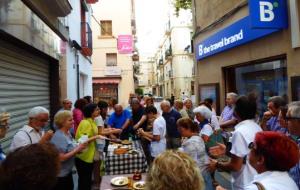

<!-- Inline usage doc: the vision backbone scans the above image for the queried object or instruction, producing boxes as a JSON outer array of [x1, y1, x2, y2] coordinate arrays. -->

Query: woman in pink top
[[73, 98, 88, 134]]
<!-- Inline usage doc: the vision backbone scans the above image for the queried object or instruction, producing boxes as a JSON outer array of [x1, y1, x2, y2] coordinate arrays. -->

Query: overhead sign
[[117, 35, 133, 54], [249, 0, 288, 29], [195, 0, 288, 60], [196, 16, 279, 60]]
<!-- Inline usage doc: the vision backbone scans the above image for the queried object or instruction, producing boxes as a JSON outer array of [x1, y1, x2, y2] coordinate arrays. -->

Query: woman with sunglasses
[[245, 131, 299, 190]]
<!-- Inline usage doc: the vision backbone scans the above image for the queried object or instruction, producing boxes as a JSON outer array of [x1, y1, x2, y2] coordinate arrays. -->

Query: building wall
[[59, 0, 93, 104], [91, 0, 135, 106], [193, 2, 300, 110]]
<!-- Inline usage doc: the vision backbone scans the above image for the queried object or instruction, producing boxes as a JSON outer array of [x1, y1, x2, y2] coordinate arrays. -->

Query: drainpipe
[[75, 51, 80, 99]]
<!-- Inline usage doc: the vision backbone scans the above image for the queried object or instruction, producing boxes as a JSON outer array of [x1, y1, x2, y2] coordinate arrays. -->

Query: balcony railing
[[81, 22, 93, 57]]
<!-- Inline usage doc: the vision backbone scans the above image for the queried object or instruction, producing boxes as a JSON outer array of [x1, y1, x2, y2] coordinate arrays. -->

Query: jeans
[[202, 170, 214, 190], [53, 172, 74, 190]]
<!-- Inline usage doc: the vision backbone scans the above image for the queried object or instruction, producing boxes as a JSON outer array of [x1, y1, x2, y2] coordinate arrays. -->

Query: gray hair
[[227, 92, 238, 100], [28, 106, 49, 118], [288, 101, 300, 118], [161, 100, 171, 107], [193, 105, 212, 120], [183, 98, 192, 104], [131, 98, 140, 105]]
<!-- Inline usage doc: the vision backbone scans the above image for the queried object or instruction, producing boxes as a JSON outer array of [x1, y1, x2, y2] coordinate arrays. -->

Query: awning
[[93, 77, 121, 84]]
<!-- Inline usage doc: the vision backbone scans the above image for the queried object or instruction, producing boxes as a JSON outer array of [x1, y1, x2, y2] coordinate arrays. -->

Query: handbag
[[205, 126, 224, 150]]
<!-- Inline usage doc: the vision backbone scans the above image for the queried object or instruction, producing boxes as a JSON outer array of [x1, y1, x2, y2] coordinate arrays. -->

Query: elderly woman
[[0, 111, 10, 162], [244, 131, 299, 190], [0, 143, 60, 190], [75, 104, 102, 190], [193, 105, 214, 142], [146, 150, 204, 190], [174, 100, 189, 118], [177, 118, 213, 190], [51, 111, 88, 190]]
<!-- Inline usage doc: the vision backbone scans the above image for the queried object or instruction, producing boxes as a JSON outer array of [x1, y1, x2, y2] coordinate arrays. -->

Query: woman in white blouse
[[245, 131, 299, 190]]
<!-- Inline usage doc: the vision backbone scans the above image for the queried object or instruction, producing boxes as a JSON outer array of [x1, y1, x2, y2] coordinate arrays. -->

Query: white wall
[[60, 0, 93, 104]]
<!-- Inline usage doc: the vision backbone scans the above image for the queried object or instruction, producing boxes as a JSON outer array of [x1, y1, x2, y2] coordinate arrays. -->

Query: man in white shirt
[[209, 95, 262, 190], [10, 106, 53, 152], [138, 105, 166, 159]]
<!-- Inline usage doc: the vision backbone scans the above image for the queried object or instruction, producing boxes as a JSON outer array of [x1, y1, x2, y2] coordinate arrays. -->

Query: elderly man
[[161, 100, 181, 149], [219, 92, 238, 131], [184, 99, 194, 120], [62, 99, 72, 111], [260, 96, 287, 134], [10, 106, 53, 152], [107, 104, 131, 140], [287, 101, 300, 189]]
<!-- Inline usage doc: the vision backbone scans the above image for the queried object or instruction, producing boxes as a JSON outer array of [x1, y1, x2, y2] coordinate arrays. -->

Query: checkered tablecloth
[[105, 140, 148, 175]]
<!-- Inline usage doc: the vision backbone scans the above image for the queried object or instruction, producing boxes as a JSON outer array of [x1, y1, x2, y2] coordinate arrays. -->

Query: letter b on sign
[[259, 1, 274, 22], [249, 0, 288, 29]]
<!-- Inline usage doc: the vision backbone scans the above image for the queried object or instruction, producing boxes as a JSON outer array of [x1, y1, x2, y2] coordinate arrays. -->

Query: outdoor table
[[105, 140, 148, 175], [100, 173, 147, 190]]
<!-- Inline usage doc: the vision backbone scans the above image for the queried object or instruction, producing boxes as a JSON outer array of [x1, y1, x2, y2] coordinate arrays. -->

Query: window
[[100, 20, 112, 36], [106, 53, 117, 66]]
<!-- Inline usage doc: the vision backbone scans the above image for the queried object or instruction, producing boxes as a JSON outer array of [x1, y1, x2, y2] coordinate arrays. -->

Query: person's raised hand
[[40, 130, 53, 143]]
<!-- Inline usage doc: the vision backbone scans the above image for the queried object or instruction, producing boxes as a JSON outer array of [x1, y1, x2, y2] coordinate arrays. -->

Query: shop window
[[198, 83, 220, 115], [291, 76, 300, 101], [106, 53, 117, 66], [227, 59, 287, 117], [100, 20, 112, 36]]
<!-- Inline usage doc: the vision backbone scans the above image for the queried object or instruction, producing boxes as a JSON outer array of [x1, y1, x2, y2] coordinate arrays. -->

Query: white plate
[[133, 181, 146, 190], [110, 176, 129, 186]]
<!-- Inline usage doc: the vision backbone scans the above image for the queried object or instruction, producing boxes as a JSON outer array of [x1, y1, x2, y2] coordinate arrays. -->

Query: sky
[[135, 0, 170, 60]]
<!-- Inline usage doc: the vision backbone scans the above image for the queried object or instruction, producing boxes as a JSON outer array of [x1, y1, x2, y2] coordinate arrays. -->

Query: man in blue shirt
[[260, 96, 287, 134], [108, 104, 132, 140], [161, 100, 181, 149]]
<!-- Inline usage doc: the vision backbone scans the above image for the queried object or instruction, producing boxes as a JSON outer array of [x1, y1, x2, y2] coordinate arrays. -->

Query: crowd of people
[[0, 93, 300, 190]]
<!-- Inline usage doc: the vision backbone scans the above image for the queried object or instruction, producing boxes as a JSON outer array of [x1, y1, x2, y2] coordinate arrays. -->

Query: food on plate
[[133, 181, 146, 189], [111, 176, 129, 186], [121, 139, 132, 145], [114, 148, 128, 155]]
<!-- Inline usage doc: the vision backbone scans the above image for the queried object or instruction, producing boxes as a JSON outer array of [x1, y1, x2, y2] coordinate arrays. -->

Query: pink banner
[[117, 35, 133, 54]]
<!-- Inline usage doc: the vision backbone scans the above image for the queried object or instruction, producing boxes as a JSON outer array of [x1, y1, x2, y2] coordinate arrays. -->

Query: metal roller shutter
[[0, 40, 50, 152]]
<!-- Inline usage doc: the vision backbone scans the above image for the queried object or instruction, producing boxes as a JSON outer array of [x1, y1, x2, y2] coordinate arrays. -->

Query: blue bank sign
[[196, 0, 288, 61]]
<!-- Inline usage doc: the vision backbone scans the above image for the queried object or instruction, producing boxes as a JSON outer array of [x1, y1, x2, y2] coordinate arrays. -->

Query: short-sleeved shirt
[[162, 109, 181, 138], [221, 105, 235, 122], [51, 130, 76, 177], [266, 116, 288, 134], [230, 119, 262, 190], [10, 125, 43, 152], [95, 115, 105, 127], [131, 107, 147, 130], [151, 116, 166, 157], [245, 171, 298, 190], [179, 135, 209, 172], [108, 110, 131, 129], [179, 109, 189, 118], [211, 115, 220, 130], [75, 118, 98, 163], [200, 124, 213, 137]]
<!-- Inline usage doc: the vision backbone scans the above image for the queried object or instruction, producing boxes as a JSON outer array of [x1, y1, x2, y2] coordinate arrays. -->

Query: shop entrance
[[224, 59, 288, 117]]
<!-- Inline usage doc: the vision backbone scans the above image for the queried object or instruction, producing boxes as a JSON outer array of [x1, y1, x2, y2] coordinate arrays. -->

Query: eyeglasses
[[248, 142, 256, 150], [0, 124, 9, 129], [31, 118, 50, 123]]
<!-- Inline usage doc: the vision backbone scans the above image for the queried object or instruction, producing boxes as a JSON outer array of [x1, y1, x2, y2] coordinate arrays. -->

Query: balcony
[[81, 22, 93, 57], [86, 0, 99, 4]]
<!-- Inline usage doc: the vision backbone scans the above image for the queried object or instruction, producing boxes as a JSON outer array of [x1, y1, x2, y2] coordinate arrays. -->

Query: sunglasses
[[0, 124, 9, 129], [285, 116, 300, 121]]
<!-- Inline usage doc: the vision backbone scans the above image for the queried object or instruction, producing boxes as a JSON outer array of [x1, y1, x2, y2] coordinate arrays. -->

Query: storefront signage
[[117, 35, 133, 54], [249, 0, 288, 29], [196, 0, 288, 60], [105, 67, 122, 76], [197, 17, 283, 60]]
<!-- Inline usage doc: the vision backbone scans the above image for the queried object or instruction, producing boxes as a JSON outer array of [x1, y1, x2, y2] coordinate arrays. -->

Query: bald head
[[114, 104, 123, 115]]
